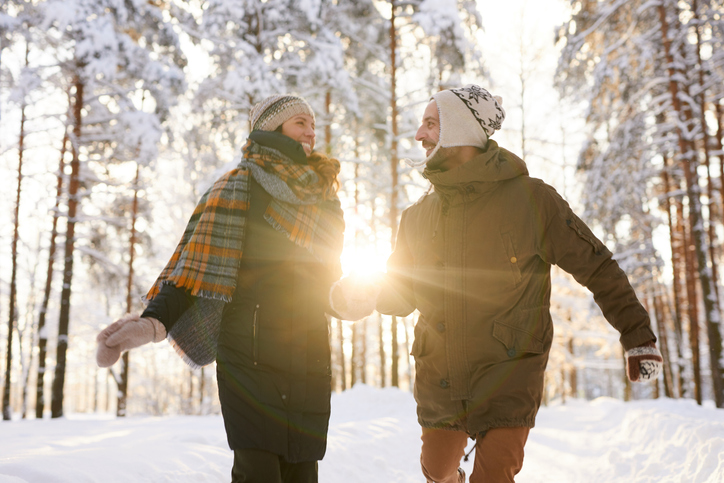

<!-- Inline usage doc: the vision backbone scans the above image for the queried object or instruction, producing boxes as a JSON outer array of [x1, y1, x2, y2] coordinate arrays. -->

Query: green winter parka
[[376, 140, 656, 435]]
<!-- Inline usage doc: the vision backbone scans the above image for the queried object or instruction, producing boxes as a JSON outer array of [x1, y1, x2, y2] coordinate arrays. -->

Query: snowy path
[[1, 384, 722, 482]]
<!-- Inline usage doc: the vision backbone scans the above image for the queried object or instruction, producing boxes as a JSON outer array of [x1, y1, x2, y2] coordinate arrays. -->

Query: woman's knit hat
[[412, 84, 505, 166], [249, 94, 316, 132]]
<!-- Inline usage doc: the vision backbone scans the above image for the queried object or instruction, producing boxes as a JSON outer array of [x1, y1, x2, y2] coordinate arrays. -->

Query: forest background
[[1, 0, 723, 422]]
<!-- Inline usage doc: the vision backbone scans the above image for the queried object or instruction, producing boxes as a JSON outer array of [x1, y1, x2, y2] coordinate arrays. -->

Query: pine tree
[[557, 0, 724, 405], [42, 0, 187, 418]]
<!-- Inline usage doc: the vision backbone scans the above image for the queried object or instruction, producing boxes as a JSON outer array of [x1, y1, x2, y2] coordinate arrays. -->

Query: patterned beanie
[[249, 94, 316, 132], [414, 84, 505, 166]]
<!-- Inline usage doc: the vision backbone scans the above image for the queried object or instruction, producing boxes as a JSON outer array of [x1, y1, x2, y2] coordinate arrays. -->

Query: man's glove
[[625, 340, 663, 382], [96, 314, 167, 368], [329, 273, 383, 321]]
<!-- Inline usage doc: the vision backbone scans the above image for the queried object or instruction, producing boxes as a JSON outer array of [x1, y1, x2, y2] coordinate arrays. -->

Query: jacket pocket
[[252, 304, 260, 366], [492, 308, 552, 356], [410, 321, 429, 358], [500, 224, 522, 286]]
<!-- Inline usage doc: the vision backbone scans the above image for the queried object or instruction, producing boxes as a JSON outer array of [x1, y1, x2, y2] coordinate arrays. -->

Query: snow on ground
[[1, 384, 722, 482]]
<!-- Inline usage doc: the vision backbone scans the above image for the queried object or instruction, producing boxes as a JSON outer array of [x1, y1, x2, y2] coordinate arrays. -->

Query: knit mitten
[[329, 274, 382, 321], [96, 314, 167, 368], [625, 341, 663, 382]]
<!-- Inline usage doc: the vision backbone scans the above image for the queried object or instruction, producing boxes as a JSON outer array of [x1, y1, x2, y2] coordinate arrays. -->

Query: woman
[[96, 94, 345, 483]]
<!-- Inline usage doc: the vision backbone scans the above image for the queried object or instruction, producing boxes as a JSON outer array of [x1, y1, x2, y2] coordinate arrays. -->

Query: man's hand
[[625, 341, 663, 382], [329, 273, 383, 321], [96, 314, 167, 368]]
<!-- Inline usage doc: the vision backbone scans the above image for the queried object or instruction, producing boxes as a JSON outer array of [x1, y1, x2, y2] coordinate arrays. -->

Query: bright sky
[[475, 0, 578, 184]]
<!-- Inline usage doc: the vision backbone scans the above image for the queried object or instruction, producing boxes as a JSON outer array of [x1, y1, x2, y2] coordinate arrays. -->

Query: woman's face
[[280, 114, 316, 155]]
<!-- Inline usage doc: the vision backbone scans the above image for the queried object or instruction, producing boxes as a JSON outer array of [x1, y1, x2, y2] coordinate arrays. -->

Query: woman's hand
[[329, 273, 383, 321], [96, 314, 167, 367]]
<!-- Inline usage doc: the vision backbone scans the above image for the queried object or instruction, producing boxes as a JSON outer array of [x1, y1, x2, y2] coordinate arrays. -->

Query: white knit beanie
[[411, 84, 505, 166], [249, 94, 316, 132]]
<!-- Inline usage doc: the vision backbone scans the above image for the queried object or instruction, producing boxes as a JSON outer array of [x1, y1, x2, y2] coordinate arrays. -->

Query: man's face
[[415, 100, 440, 158], [415, 100, 461, 171]]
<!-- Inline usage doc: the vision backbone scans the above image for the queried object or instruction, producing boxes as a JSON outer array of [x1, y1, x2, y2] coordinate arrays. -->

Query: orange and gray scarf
[[145, 135, 345, 367]]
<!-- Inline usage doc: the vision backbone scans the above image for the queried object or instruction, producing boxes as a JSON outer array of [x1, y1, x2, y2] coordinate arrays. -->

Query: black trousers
[[231, 448, 318, 483]]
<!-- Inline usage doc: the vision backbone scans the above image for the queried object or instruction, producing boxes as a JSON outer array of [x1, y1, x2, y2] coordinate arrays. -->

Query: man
[[331, 84, 663, 483]]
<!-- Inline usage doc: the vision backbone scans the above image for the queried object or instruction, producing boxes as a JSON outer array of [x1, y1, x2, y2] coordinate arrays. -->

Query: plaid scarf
[[146, 137, 345, 368]]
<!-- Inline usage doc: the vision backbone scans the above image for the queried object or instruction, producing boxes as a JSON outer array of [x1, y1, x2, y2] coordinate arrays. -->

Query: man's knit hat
[[249, 94, 315, 132], [415, 84, 505, 166]]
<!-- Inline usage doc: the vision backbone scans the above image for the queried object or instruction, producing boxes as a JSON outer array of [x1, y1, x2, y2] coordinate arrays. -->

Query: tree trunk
[[716, 102, 723, 220], [325, 90, 332, 155], [51, 74, 84, 418], [361, 318, 367, 385], [661, 155, 687, 398], [568, 338, 577, 399], [337, 318, 346, 391], [379, 316, 386, 387], [35, 130, 68, 419], [199, 367, 205, 414], [691, 1, 720, 298], [391, 316, 398, 387], [3, 43, 29, 421], [3, 91, 25, 421], [350, 139, 362, 389], [117, 163, 141, 417], [389, 0, 400, 389], [186, 368, 194, 414], [682, 206, 702, 404], [653, 289, 674, 398], [622, 347, 632, 401], [658, 2, 721, 405], [351, 321, 358, 388], [691, 0, 724, 407], [19, 243, 41, 419]]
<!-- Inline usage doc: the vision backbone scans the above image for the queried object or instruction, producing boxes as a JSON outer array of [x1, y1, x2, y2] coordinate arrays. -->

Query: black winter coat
[[145, 177, 339, 463], [217, 177, 336, 462]]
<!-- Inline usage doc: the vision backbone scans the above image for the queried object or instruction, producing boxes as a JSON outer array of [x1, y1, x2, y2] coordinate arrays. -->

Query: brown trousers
[[420, 427, 530, 483]]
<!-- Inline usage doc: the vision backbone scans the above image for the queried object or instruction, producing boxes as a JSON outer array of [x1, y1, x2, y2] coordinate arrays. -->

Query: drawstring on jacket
[[463, 444, 475, 462]]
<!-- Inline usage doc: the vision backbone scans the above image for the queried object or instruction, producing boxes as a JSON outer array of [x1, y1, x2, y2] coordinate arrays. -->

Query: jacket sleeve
[[376, 210, 417, 317], [535, 183, 656, 351], [141, 283, 195, 333]]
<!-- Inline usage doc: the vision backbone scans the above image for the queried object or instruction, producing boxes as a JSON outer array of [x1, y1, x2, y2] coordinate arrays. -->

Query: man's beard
[[425, 145, 461, 171]]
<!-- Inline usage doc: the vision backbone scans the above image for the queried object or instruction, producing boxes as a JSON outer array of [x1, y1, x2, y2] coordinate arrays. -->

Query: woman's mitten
[[96, 314, 166, 367], [329, 274, 383, 321]]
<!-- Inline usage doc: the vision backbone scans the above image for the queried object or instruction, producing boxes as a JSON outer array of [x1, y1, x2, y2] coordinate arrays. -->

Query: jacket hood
[[423, 140, 528, 191]]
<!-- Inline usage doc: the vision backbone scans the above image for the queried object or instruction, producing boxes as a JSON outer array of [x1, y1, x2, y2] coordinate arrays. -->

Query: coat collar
[[422, 140, 528, 204], [248, 130, 308, 165]]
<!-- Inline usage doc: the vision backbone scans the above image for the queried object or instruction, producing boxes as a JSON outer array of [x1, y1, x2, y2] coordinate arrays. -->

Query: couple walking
[[96, 87, 662, 483]]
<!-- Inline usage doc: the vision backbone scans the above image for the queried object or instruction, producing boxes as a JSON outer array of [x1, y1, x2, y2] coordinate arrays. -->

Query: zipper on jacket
[[252, 304, 259, 366]]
